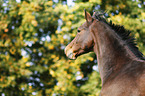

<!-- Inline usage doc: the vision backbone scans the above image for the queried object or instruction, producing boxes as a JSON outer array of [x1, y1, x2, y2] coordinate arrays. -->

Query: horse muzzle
[[64, 47, 76, 60]]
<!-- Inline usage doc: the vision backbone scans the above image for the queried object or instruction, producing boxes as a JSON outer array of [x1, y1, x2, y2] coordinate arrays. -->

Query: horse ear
[[84, 9, 92, 23]]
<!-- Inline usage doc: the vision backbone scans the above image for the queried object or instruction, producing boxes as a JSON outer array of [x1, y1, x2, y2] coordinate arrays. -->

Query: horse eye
[[77, 30, 81, 33]]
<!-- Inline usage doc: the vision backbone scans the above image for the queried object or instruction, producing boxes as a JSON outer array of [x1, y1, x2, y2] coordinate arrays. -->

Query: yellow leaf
[[141, 13, 145, 17], [47, 1, 53, 6], [67, 75, 71, 79], [135, 33, 139, 38], [26, 62, 30, 67], [66, 21, 72, 26], [31, 20, 38, 27], [60, 39, 64, 44], [61, 87, 66, 91], [29, 86, 32, 89], [4, 28, 8, 32], [49, 69, 55, 77], [51, 54, 56, 58], [23, 57, 28, 62], [6, 55, 10, 61], [19, 33, 23, 40], [49, 44, 54, 50], [88, 57, 94, 61], [10, 47, 16, 54]]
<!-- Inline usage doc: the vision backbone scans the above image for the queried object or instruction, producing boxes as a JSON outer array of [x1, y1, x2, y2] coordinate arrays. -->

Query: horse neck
[[91, 21, 138, 84]]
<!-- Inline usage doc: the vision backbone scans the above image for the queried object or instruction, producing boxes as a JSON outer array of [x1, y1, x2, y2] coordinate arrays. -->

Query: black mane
[[93, 12, 145, 60]]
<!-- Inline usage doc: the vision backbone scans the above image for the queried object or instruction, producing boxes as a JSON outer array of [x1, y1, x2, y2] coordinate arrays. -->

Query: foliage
[[0, 0, 144, 96]]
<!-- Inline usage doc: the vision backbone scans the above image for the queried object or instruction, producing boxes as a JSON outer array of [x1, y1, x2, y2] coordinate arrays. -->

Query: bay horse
[[65, 10, 145, 96]]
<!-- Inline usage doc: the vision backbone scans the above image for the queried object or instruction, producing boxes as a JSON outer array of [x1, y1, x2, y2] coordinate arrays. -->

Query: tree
[[0, 0, 144, 96]]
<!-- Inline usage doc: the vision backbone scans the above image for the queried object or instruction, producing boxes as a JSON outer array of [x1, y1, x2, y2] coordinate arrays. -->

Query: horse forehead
[[79, 22, 87, 29]]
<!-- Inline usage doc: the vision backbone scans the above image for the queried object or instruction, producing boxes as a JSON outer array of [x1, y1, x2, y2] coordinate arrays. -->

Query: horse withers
[[65, 10, 145, 96]]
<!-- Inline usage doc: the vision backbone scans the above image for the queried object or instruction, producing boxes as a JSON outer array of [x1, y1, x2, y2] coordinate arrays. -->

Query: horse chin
[[67, 53, 77, 60]]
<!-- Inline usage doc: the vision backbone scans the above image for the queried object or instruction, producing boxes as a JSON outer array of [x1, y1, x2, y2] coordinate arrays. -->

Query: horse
[[65, 10, 145, 96]]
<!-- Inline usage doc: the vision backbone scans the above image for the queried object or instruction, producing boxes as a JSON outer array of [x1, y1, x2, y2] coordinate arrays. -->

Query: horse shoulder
[[137, 67, 145, 96], [100, 77, 139, 96], [100, 61, 145, 96]]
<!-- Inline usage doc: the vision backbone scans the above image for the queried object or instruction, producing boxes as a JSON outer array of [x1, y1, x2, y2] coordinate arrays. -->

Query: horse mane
[[93, 11, 145, 60]]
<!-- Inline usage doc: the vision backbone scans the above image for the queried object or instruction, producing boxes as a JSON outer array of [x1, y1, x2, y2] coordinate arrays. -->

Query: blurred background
[[0, 0, 145, 96]]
